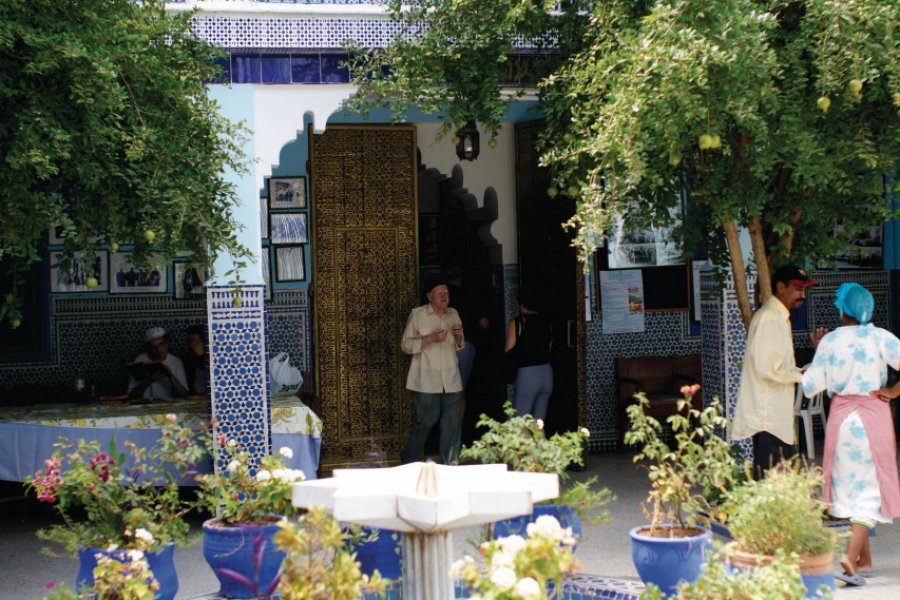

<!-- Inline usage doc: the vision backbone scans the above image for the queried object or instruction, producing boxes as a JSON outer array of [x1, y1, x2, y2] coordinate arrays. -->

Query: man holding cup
[[400, 273, 465, 464]]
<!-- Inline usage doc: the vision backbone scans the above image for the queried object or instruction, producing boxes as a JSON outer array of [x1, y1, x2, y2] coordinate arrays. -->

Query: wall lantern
[[455, 120, 480, 161]]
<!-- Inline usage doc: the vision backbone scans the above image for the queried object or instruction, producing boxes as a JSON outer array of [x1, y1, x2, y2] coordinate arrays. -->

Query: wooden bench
[[616, 354, 702, 449]]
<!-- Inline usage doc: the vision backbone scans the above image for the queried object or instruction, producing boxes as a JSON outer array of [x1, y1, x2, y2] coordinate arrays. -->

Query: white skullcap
[[145, 326, 167, 342]]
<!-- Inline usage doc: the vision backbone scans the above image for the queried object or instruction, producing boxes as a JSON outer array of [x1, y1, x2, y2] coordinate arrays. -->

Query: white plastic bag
[[269, 352, 303, 396]]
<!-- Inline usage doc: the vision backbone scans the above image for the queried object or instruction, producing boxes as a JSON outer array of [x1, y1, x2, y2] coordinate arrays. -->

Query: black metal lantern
[[455, 120, 480, 161]]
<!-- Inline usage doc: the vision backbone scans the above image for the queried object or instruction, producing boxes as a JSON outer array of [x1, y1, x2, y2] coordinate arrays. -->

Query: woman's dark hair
[[517, 288, 543, 312]]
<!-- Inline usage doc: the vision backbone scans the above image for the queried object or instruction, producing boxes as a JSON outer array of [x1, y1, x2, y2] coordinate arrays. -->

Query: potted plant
[[25, 414, 204, 600], [41, 545, 163, 600], [459, 402, 614, 544], [451, 514, 580, 599], [641, 544, 811, 600], [624, 385, 738, 596], [721, 463, 838, 597], [194, 438, 306, 599], [275, 506, 390, 599]]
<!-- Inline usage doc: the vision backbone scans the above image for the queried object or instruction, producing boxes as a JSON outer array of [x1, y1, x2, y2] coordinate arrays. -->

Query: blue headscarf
[[834, 282, 874, 325]]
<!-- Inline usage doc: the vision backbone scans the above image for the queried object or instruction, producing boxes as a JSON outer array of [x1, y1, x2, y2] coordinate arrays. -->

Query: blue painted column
[[205, 84, 272, 469], [207, 286, 270, 469], [700, 271, 754, 457]]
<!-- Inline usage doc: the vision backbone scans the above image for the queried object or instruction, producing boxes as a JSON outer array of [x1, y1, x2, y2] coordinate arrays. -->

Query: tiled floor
[[2, 449, 898, 599]]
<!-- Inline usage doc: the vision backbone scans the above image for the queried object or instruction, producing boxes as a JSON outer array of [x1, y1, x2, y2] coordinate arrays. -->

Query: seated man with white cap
[[127, 326, 189, 400]]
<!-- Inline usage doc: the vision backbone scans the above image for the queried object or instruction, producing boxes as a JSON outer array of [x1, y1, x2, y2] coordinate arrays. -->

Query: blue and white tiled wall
[[0, 290, 312, 398]]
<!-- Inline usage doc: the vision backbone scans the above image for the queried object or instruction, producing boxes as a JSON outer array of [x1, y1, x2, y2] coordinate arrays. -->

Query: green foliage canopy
[[0, 0, 249, 323], [349, 0, 899, 317]]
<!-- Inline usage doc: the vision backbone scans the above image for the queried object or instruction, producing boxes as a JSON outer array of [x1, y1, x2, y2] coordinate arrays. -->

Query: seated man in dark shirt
[[182, 324, 210, 396]]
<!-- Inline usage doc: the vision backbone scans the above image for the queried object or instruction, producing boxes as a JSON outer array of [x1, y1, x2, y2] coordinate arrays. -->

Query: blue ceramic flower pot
[[353, 526, 403, 580], [202, 518, 286, 599], [629, 525, 711, 597], [726, 543, 835, 598], [76, 544, 178, 600], [492, 504, 583, 549]]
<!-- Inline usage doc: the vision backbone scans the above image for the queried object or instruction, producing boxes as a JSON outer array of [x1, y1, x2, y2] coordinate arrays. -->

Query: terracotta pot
[[725, 541, 835, 598]]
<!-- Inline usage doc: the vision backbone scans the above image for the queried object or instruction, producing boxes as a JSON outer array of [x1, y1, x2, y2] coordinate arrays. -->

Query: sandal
[[858, 570, 877, 578], [835, 572, 866, 586]]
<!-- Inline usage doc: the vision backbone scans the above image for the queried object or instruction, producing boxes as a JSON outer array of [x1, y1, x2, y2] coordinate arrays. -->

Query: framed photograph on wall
[[49, 251, 109, 292], [268, 176, 306, 209], [261, 245, 272, 299], [110, 252, 168, 294], [48, 224, 68, 245], [275, 245, 306, 282], [260, 197, 269, 238], [173, 262, 207, 299], [270, 213, 308, 245]]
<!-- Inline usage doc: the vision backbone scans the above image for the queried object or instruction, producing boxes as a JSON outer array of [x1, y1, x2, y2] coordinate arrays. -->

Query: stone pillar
[[207, 284, 270, 471], [401, 531, 455, 600], [700, 271, 754, 456]]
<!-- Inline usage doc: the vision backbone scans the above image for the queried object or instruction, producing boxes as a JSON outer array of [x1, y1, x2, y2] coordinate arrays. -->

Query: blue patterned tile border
[[207, 285, 271, 471]]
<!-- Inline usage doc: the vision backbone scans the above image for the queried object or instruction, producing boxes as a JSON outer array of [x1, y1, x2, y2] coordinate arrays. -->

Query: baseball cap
[[771, 265, 818, 288]]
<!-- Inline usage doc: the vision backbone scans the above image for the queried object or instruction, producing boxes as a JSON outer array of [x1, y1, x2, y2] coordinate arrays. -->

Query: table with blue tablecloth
[[0, 397, 322, 482]]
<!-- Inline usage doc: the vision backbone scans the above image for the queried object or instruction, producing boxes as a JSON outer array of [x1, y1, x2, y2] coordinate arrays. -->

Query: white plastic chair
[[794, 375, 827, 460]]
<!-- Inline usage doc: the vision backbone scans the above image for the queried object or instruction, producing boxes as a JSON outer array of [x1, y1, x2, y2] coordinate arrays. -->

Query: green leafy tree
[[0, 0, 250, 325], [348, 0, 899, 327]]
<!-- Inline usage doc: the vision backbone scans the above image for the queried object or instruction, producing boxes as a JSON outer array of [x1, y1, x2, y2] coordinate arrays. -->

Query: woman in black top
[[505, 289, 553, 420]]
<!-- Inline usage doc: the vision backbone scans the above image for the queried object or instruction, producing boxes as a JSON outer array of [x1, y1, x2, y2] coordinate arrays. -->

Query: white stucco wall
[[415, 122, 518, 265]]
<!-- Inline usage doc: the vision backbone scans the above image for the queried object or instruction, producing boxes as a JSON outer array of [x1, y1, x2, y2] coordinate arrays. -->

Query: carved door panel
[[310, 126, 419, 470]]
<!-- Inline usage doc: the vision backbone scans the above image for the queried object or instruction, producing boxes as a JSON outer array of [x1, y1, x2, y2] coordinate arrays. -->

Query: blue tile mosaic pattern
[[584, 310, 702, 452], [207, 285, 271, 471], [0, 290, 310, 395]]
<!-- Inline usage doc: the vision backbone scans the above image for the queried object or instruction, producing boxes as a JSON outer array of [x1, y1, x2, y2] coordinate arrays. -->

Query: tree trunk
[[723, 219, 752, 330], [748, 215, 771, 304]]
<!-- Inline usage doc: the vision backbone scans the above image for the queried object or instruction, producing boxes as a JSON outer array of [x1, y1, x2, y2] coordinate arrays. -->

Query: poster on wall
[[607, 202, 683, 269], [692, 260, 709, 322], [110, 252, 168, 294], [599, 269, 645, 334]]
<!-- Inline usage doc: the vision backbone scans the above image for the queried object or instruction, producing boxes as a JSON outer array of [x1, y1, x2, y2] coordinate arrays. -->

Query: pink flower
[[165, 413, 177, 423], [218, 434, 228, 447], [680, 384, 701, 398], [45, 582, 56, 589]]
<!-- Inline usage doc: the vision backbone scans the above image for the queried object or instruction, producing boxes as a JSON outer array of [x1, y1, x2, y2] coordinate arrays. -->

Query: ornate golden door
[[310, 125, 419, 470]]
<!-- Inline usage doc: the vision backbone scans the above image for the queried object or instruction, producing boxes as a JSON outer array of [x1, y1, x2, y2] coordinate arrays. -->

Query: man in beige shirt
[[400, 274, 465, 464], [732, 265, 824, 477]]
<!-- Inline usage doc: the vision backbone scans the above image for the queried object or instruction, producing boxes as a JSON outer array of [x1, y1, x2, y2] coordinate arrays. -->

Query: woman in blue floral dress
[[802, 282, 900, 583]]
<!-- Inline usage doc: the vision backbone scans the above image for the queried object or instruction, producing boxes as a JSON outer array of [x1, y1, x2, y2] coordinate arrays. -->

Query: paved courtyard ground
[[1, 451, 898, 598]]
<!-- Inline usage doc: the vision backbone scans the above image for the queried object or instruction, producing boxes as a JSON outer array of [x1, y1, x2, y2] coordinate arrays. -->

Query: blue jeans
[[401, 391, 463, 464], [514, 363, 553, 421]]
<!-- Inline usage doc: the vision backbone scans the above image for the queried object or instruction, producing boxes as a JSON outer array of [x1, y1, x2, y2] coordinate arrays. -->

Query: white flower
[[489, 567, 517, 590], [526, 514, 565, 541], [134, 528, 154, 544], [278, 446, 294, 459], [255, 469, 272, 482], [514, 576, 542, 599], [448, 557, 472, 578], [580, 427, 590, 438], [126, 549, 145, 562], [497, 534, 526, 554], [227, 459, 240, 472], [272, 468, 305, 483], [490, 547, 516, 569], [226, 439, 238, 449], [535, 419, 544, 430]]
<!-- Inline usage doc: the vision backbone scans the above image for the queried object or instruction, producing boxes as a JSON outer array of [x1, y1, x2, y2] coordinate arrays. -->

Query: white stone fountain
[[292, 461, 559, 599]]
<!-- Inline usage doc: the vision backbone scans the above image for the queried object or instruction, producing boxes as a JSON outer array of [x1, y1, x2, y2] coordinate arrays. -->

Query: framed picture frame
[[268, 176, 307, 210], [261, 245, 272, 299], [260, 197, 269, 238], [173, 262, 207, 299], [48, 224, 67, 245], [110, 252, 168, 294], [275, 245, 306, 282], [50, 251, 109, 293], [270, 212, 308, 245]]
